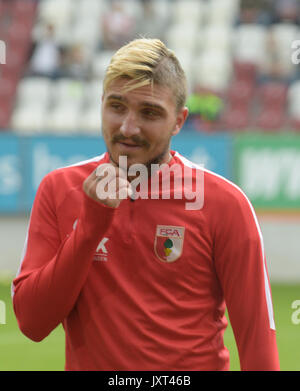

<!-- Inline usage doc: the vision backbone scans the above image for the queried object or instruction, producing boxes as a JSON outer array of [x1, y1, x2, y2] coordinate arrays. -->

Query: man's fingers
[[84, 162, 131, 208], [94, 168, 132, 201], [96, 163, 115, 180], [96, 164, 127, 182], [117, 177, 133, 199]]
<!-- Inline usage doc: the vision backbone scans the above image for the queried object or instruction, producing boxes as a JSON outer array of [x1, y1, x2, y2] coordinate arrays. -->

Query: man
[[12, 39, 280, 371]]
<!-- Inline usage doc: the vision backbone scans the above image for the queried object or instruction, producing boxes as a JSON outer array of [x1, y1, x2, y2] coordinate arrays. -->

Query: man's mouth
[[115, 139, 146, 150], [120, 141, 140, 146], [112, 135, 149, 152], [118, 141, 141, 147]]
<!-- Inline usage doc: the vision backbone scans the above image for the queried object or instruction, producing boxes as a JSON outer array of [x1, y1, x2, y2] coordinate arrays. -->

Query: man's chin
[[109, 151, 143, 168], [108, 146, 170, 170]]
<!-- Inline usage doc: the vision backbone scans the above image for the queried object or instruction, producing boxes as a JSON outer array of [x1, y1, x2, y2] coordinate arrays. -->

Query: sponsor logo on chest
[[154, 225, 185, 263], [73, 219, 185, 263]]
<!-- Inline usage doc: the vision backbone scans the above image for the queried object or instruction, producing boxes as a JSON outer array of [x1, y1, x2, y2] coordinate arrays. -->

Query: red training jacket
[[12, 151, 280, 370]]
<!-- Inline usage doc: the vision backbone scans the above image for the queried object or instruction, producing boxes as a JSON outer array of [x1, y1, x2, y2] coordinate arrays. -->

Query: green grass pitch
[[0, 279, 299, 371]]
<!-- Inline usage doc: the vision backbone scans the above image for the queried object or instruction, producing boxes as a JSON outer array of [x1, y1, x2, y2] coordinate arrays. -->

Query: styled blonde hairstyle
[[103, 38, 187, 111]]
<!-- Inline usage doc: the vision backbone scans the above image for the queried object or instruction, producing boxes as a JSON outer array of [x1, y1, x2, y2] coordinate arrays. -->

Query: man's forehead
[[104, 78, 175, 105]]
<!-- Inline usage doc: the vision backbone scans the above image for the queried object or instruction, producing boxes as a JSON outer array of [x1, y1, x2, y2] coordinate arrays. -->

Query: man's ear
[[172, 107, 189, 136]]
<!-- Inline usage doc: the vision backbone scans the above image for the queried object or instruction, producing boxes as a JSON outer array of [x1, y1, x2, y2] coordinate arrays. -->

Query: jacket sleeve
[[213, 186, 280, 371], [12, 173, 116, 342]]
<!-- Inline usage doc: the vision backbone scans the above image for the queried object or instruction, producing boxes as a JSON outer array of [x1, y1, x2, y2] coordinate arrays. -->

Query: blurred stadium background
[[0, 0, 300, 371]]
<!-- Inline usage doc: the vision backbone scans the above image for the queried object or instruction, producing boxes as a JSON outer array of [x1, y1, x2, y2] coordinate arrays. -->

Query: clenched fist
[[83, 163, 132, 208]]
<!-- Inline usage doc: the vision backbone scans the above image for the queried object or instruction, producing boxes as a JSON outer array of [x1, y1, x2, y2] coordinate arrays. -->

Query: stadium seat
[[4, 0, 299, 134], [41, 79, 85, 133], [122, 0, 143, 19], [12, 0, 37, 22], [270, 24, 299, 77], [71, 0, 103, 48], [71, 18, 100, 49], [79, 103, 102, 134], [271, 23, 298, 57], [254, 108, 287, 131], [226, 80, 254, 106], [202, 25, 234, 52], [193, 50, 232, 91], [151, 0, 171, 24], [233, 61, 257, 84], [0, 17, 7, 38], [0, 96, 13, 129], [207, 0, 239, 25], [288, 80, 300, 99], [234, 24, 268, 66], [221, 105, 250, 131], [288, 81, 300, 119], [75, 0, 106, 18], [46, 104, 81, 133], [11, 104, 48, 133], [5, 42, 28, 72], [6, 20, 33, 47], [173, 49, 193, 88], [289, 118, 300, 132], [0, 75, 17, 101], [0, 76, 18, 130], [37, 0, 73, 39], [84, 79, 103, 106], [51, 78, 85, 110], [16, 77, 51, 105], [0, 0, 12, 18], [172, 0, 206, 25], [92, 51, 115, 79], [165, 23, 199, 52], [258, 82, 288, 109]]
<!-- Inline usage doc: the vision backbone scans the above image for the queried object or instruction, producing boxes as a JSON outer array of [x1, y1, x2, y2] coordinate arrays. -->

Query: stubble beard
[[107, 140, 171, 176]]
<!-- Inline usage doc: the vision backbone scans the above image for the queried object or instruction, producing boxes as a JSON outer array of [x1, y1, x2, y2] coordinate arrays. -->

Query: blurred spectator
[[258, 32, 294, 84], [272, 0, 300, 24], [186, 87, 224, 132], [60, 44, 91, 80], [137, 0, 166, 40], [258, 21, 299, 85], [29, 23, 60, 79], [237, 0, 273, 25], [101, 0, 136, 50], [0, 0, 12, 34]]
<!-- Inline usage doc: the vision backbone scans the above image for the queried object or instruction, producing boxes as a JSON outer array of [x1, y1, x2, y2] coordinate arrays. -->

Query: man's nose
[[120, 112, 140, 137]]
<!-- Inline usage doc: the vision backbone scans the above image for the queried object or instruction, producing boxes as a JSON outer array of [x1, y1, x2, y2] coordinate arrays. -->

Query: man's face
[[101, 78, 188, 169]]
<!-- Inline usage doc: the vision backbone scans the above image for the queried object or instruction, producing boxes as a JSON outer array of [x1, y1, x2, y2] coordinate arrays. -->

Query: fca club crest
[[154, 225, 185, 263]]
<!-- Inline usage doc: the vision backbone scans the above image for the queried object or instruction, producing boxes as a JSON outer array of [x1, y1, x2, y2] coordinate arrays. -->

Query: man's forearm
[[13, 196, 115, 342]]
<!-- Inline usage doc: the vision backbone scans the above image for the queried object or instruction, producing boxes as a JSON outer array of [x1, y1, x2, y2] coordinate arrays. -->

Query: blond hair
[[103, 38, 187, 111]]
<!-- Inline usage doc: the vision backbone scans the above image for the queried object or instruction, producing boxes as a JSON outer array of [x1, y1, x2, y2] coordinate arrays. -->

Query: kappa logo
[[154, 225, 185, 263], [72, 219, 109, 262], [94, 237, 109, 261]]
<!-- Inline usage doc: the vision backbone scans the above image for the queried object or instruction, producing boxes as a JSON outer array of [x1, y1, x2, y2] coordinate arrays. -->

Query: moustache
[[112, 135, 149, 148]]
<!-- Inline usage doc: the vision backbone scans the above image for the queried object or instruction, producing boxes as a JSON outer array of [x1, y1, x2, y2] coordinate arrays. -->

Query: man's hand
[[83, 163, 132, 208]]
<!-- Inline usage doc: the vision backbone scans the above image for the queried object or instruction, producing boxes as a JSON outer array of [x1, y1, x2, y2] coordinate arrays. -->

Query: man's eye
[[110, 103, 124, 111], [143, 109, 159, 118]]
